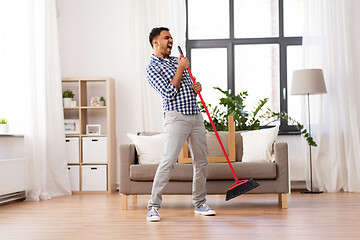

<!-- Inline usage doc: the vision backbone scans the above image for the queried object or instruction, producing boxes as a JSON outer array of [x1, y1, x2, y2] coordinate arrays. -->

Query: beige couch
[[119, 131, 289, 210]]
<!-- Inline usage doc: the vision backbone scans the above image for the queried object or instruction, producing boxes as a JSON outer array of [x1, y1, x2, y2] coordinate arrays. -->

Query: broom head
[[225, 179, 260, 201]]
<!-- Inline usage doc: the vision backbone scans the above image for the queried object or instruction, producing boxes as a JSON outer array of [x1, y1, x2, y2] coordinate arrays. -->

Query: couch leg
[[132, 195, 137, 205], [278, 193, 287, 209], [121, 194, 128, 210]]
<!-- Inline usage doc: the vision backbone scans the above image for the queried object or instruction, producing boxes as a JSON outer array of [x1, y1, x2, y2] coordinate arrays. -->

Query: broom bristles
[[225, 179, 260, 201]]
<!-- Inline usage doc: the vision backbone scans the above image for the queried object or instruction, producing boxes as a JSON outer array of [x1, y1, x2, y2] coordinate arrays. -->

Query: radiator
[[0, 158, 26, 205]]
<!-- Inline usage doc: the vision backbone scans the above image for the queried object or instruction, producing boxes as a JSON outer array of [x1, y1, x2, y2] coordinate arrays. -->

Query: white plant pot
[[0, 124, 9, 134], [63, 98, 72, 107], [99, 101, 105, 106]]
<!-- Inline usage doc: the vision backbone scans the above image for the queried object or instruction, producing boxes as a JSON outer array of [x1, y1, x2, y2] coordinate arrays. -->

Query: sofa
[[119, 126, 289, 210]]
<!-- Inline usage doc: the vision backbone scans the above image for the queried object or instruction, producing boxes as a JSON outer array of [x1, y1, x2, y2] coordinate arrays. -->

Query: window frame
[[185, 0, 302, 134]]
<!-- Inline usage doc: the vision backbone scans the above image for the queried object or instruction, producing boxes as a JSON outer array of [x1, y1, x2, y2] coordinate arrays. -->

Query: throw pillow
[[235, 131, 244, 161], [240, 125, 279, 163], [206, 131, 229, 157], [206, 131, 244, 161], [127, 133, 164, 164]]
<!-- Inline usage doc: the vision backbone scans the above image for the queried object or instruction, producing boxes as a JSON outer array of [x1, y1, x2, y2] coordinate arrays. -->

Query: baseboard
[[291, 181, 307, 191]]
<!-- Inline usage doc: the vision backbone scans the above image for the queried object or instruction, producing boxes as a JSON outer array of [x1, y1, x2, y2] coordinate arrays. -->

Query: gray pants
[[147, 111, 208, 209]]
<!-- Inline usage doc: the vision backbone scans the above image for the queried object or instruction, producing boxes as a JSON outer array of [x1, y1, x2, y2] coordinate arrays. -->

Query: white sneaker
[[147, 207, 160, 222], [194, 203, 216, 216]]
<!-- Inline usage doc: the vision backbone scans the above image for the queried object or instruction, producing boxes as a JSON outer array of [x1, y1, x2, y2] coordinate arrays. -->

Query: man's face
[[153, 30, 173, 58]]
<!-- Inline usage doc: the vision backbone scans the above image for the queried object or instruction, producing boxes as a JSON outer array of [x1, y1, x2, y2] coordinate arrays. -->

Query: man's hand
[[193, 81, 202, 93], [178, 56, 190, 71]]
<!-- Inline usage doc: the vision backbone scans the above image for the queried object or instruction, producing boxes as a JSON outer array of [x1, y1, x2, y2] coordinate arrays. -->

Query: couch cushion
[[207, 162, 276, 180], [130, 164, 194, 181], [130, 162, 276, 181]]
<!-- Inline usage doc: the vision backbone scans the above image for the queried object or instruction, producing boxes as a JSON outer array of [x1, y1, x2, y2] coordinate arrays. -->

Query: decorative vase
[[63, 98, 72, 107], [0, 124, 9, 134]]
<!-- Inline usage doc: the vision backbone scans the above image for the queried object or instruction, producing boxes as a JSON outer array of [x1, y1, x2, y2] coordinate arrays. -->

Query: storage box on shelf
[[65, 137, 80, 164], [81, 165, 107, 191], [62, 77, 116, 194], [67, 165, 80, 191], [82, 137, 108, 163]]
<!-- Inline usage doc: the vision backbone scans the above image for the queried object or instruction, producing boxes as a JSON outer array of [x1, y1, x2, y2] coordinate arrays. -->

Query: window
[[0, 1, 27, 134], [191, 48, 228, 107], [186, 0, 303, 133]]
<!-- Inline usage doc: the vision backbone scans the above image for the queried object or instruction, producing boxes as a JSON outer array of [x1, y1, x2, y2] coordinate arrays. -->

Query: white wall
[[57, 0, 140, 186], [57, 0, 139, 142], [56, 0, 308, 186], [277, 135, 307, 182]]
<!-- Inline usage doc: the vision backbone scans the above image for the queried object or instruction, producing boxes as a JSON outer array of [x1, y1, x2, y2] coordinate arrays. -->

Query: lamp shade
[[291, 69, 327, 95]]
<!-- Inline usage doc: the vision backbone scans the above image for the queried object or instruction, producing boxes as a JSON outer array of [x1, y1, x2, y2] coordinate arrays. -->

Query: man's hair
[[149, 27, 170, 48]]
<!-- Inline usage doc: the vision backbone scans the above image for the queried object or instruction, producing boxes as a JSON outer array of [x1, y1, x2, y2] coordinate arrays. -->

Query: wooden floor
[[0, 192, 360, 240]]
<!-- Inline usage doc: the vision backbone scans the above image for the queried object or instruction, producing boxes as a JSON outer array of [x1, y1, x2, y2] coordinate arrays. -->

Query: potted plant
[[99, 96, 105, 106], [199, 87, 317, 147], [0, 118, 9, 134], [63, 90, 75, 107]]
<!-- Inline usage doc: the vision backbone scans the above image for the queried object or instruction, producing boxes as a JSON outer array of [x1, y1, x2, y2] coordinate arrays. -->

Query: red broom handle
[[178, 46, 239, 183]]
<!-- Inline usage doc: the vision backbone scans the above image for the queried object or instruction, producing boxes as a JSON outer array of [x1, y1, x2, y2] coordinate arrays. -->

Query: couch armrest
[[274, 142, 289, 193], [119, 144, 136, 194]]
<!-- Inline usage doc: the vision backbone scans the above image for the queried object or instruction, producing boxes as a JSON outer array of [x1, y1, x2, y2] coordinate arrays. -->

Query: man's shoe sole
[[147, 216, 160, 222], [194, 210, 216, 216]]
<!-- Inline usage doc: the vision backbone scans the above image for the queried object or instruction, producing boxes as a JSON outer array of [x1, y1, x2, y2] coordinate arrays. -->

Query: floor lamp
[[291, 69, 327, 194]]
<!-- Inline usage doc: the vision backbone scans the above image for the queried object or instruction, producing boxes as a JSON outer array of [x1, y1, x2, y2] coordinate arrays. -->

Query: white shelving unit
[[62, 77, 116, 194]]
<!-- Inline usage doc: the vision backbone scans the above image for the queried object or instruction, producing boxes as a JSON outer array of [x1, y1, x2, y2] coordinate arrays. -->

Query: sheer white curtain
[[130, 0, 186, 132], [302, 0, 360, 192], [0, 0, 71, 200]]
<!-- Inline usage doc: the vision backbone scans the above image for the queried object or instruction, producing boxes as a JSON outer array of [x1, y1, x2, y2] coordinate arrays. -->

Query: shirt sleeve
[[146, 64, 178, 101]]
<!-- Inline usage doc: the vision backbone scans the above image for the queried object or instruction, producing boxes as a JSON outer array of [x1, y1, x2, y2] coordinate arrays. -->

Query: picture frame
[[89, 96, 100, 107], [86, 124, 101, 135], [64, 119, 80, 134]]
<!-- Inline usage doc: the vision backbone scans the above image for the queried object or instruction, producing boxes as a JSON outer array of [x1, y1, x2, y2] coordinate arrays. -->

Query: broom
[[178, 46, 259, 201]]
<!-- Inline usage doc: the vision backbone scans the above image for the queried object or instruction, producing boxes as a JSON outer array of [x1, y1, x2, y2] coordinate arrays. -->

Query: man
[[145, 27, 216, 222]]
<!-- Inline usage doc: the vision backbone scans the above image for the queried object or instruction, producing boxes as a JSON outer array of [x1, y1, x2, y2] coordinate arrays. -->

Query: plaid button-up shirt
[[146, 55, 200, 115]]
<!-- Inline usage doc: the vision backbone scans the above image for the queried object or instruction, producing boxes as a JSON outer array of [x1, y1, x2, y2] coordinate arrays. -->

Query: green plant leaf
[[63, 90, 75, 98], [201, 86, 317, 147]]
